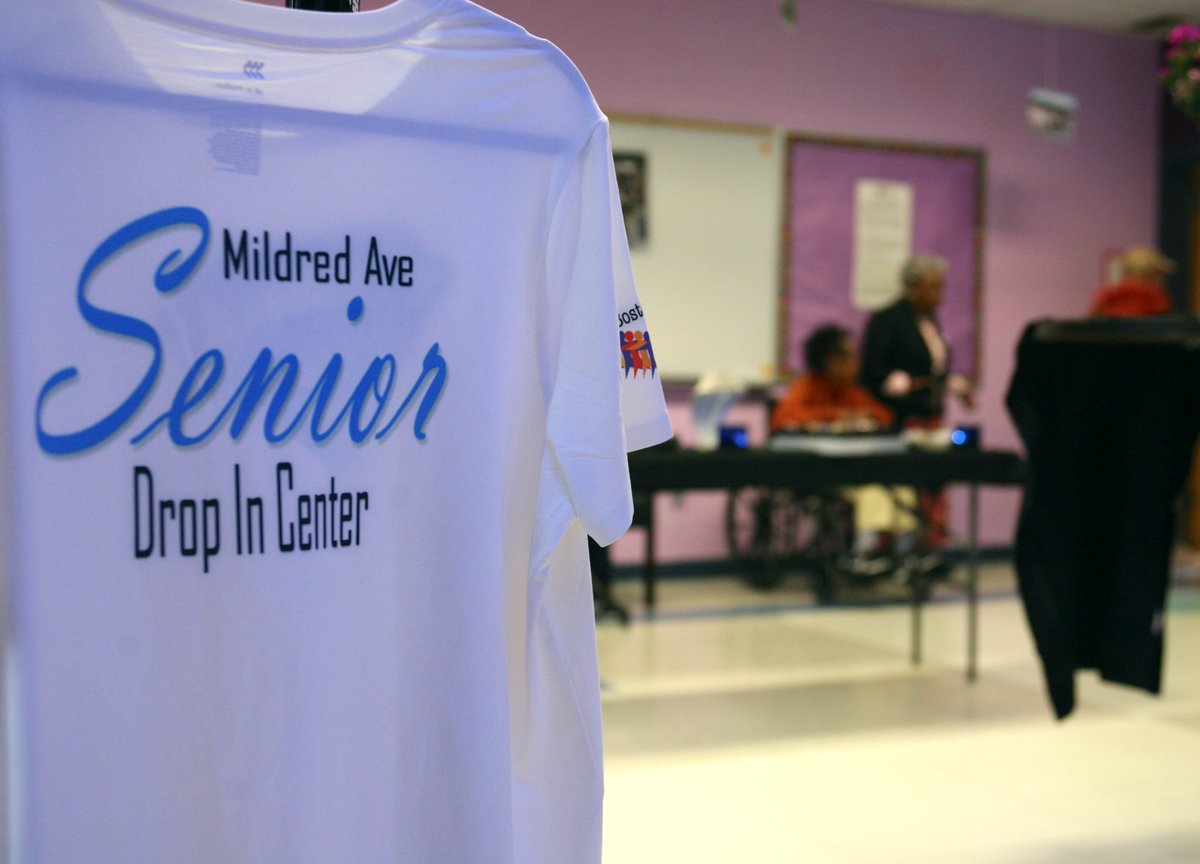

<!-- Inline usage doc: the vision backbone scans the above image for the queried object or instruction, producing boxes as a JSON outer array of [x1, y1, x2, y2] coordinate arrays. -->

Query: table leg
[[967, 482, 980, 681], [899, 485, 924, 667], [644, 496, 657, 612], [911, 579, 923, 666]]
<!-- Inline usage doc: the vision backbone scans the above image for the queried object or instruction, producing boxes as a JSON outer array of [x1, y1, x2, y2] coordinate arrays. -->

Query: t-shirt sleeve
[[607, 152, 672, 454], [544, 118, 672, 546]]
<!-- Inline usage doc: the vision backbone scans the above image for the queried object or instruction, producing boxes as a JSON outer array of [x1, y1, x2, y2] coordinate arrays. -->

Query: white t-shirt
[[0, 2, 671, 862]]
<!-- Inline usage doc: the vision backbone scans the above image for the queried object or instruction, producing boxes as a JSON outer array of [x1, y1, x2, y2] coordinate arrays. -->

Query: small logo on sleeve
[[620, 330, 657, 377]]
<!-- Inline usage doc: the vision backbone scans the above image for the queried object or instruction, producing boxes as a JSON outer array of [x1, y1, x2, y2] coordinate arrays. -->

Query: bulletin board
[[781, 135, 985, 378], [610, 116, 783, 382]]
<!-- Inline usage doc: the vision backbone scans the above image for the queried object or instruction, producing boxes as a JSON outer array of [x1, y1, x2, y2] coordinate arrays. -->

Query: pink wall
[[472, 0, 1161, 563], [355, 0, 1159, 562]]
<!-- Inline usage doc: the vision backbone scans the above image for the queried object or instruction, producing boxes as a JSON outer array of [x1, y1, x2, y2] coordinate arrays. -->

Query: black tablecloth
[[628, 445, 1025, 493]]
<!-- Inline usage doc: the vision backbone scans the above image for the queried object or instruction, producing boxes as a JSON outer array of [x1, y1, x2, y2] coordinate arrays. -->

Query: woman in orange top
[[772, 325, 893, 431]]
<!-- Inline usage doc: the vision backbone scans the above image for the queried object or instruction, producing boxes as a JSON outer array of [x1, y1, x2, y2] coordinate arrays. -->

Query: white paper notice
[[852, 178, 913, 310]]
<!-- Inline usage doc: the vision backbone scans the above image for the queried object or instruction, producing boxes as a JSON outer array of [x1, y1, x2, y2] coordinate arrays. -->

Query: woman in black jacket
[[860, 253, 974, 428]]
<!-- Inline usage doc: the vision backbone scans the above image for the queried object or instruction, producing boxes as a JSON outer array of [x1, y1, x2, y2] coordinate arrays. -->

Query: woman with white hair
[[1089, 246, 1174, 317], [860, 253, 974, 428], [860, 254, 974, 559]]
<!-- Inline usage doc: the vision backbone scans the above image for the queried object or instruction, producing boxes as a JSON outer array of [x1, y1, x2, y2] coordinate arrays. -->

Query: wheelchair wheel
[[796, 493, 855, 604], [724, 487, 807, 590]]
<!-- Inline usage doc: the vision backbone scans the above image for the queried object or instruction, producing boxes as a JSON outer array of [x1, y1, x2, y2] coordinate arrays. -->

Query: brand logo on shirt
[[617, 303, 643, 327], [620, 329, 657, 377], [243, 61, 265, 80]]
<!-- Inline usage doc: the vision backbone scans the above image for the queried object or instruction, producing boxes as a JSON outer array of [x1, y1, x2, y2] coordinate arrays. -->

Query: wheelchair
[[724, 484, 947, 603]]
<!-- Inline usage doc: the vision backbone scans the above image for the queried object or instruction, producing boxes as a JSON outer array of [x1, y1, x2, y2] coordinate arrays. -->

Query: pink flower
[[1168, 23, 1200, 45]]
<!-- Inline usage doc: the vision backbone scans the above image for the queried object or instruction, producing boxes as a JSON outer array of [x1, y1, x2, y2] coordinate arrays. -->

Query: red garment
[[1089, 277, 1170, 318], [771, 374, 894, 431]]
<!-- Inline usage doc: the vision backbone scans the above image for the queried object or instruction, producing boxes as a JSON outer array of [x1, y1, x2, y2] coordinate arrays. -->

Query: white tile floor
[[596, 564, 1200, 863]]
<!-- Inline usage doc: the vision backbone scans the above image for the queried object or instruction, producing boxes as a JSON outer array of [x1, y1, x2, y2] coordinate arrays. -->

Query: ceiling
[[882, 0, 1200, 35]]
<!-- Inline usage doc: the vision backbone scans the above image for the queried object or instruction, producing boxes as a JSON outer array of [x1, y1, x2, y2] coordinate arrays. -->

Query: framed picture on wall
[[781, 134, 985, 381], [613, 151, 648, 248]]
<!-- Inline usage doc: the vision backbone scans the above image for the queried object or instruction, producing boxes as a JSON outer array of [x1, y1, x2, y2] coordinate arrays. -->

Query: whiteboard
[[610, 117, 783, 383]]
